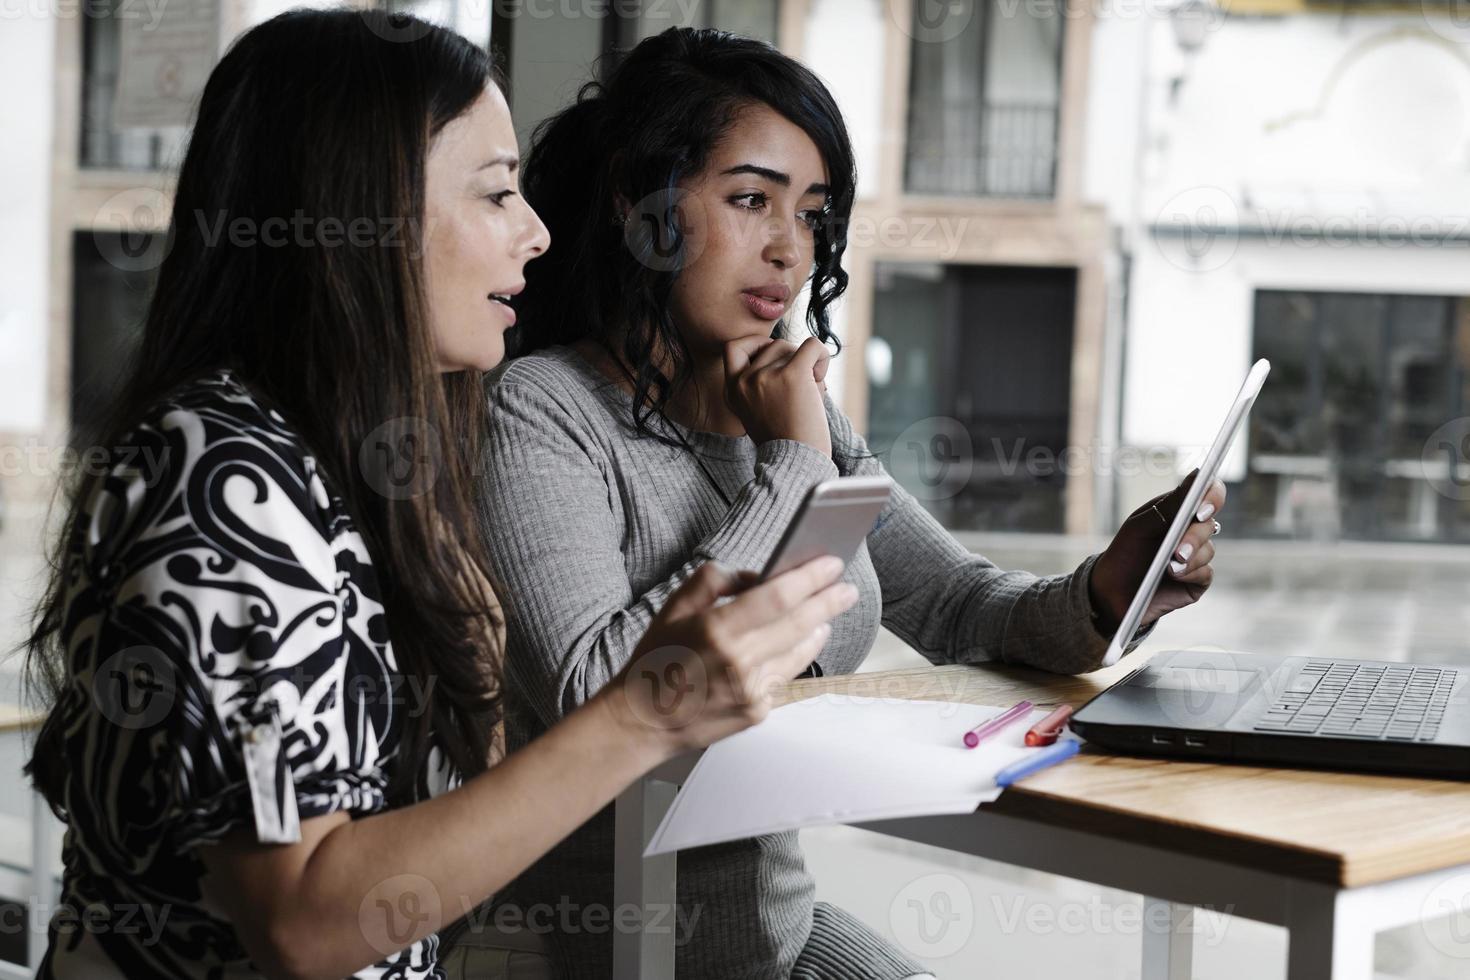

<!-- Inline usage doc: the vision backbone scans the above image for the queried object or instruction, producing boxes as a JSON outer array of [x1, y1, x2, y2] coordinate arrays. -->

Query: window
[[1244, 289, 1470, 542], [904, 0, 1063, 199], [79, 0, 190, 170], [867, 262, 1076, 532]]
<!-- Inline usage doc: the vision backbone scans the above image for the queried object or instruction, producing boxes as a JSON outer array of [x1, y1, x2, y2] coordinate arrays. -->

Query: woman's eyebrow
[[720, 163, 828, 196], [478, 154, 519, 172]]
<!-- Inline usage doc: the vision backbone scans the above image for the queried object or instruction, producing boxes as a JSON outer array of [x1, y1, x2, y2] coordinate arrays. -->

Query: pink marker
[[963, 700, 1034, 748]]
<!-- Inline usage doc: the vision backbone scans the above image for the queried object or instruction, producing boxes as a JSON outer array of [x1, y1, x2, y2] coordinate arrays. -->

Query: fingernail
[[1196, 503, 1216, 522], [1169, 560, 1186, 576], [814, 623, 831, 639], [1175, 542, 1194, 563], [839, 583, 859, 603], [818, 555, 844, 576]]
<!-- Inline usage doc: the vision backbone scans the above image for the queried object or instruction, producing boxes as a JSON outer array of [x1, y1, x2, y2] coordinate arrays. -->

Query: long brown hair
[[25, 8, 503, 807]]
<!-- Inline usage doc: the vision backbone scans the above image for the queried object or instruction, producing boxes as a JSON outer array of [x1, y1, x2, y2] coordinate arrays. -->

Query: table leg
[[1141, 898, 1193, 980], [613, 775, 679, 980], [1284, 881, 1374, 980]]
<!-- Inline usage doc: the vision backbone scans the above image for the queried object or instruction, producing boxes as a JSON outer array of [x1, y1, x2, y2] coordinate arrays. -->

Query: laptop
[[1069, 359, 1470, 778], [1069, 649, 1470, 778]]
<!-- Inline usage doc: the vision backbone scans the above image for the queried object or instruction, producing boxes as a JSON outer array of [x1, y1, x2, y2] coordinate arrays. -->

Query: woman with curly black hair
[[481, 25, 1227, 979]]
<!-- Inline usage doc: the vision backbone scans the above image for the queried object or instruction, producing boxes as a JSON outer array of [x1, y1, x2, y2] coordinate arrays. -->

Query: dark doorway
[[867, 263, 1077, 532]]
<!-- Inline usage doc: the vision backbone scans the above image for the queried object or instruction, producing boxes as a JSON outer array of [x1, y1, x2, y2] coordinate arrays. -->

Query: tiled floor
[[4, 531, 1470, 976]]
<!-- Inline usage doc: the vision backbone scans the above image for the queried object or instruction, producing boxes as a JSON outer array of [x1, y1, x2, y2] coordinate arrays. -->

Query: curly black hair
[[513, 27, 857, 440]]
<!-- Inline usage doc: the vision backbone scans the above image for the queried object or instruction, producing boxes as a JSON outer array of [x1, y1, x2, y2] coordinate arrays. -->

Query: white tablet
[[1099, 358, 1271, 668]]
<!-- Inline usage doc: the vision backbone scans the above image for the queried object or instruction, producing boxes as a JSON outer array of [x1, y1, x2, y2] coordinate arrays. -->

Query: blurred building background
[[2, 0, 1470, 975]]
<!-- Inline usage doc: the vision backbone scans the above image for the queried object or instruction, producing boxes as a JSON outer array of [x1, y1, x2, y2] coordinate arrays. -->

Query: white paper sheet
[[645, 696, 1058, 857]]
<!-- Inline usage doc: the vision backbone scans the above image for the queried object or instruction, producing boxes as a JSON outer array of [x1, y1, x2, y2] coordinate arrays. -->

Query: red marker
[[1024, 704, 1074, 747]]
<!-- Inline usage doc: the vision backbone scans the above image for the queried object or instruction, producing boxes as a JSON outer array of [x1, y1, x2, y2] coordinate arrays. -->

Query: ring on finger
[[1212, 519, 1222, 536]]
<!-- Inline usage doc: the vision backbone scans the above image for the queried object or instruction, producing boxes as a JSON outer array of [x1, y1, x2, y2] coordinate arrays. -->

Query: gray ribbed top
[[477, 345, 1125, 979]]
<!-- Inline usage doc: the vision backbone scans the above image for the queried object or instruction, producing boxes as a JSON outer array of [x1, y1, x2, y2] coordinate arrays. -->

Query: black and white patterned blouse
[[40, 371, 451, 979]]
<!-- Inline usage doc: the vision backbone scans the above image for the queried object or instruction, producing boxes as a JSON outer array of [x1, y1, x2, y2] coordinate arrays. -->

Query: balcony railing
[[905, 100, 1059, 200]]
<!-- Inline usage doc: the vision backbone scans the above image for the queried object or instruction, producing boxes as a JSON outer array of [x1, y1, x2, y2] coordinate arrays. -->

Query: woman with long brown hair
[[22, 11, 853, 978]]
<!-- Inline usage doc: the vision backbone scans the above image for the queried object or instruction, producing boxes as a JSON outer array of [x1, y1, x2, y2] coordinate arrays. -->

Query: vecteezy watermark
[[1148, 647, 1276, 731], [0, 0, 167, 27], [1154, 187, 1470, 272], [94, 187, 173, 274], [883, 416, 974, 503], [361, 0, 702, 40], [359, 417, 444, 500], [359, 874, 442, 958], [93, 646, 178, 730], [453, 898, 704, 944], [191, 210, 425, 254], [8, 899, 171, 947], [619, 189, 970, 273], [891, 0, 1223, 43], [835, 214, 970, 259], [1420, 871, 1470, 959], [488, 0, 699, 19], [1420, 0, 1470, 43], [1422, 417, 1470, 502], [1153, 186, 1240, 273], [622, 644, 709, 731], [991, 895, 1234, 944], [891, 0, 977, 43], [0, 439, 170, 484], [90, 649, 441, 731], [889, 872, 975, 958], [621, 187, 707, 274], [811, 671, 982, 714], [878, 423, 1190, 503]]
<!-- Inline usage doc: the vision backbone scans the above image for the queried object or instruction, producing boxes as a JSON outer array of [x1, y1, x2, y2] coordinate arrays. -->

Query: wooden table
[[612, 656, 1470, 979]]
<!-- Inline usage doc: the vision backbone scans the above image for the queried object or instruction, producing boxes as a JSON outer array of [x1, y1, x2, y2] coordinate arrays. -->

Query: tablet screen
[[1099, 359, 1271, 668]]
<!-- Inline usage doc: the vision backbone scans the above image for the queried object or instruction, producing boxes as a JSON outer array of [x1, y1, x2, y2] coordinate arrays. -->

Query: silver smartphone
[[761, 475, 893, 580]]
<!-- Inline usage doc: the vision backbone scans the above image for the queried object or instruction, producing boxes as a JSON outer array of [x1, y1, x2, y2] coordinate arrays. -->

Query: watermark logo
[[1150, 649, 1256, 731], [624, 645, 709, 731], [93, 645, 176, 729], [1421, 872, 1470, 958], [1421, 0, 1470, 42], [94, 187, 172, 273], [359, 874, 442, 957], [992, 895, 1234, 943], [622, 187, 708, 273], [889, 872, 974, 958], [884, 416, 975, 503], [1423, 417, 1470, 502], [1154, 185, 1239, 272], [892, 0, 976, 43], [359, 417, 443, 500]]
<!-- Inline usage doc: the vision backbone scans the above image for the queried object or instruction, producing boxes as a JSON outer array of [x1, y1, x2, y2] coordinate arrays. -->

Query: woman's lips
[[489, 295, 517, 328], [741, 291, 786, 320]]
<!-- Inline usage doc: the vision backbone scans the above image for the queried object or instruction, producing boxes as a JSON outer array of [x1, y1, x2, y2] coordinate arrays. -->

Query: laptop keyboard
[[1252, 661, 1457, 741]]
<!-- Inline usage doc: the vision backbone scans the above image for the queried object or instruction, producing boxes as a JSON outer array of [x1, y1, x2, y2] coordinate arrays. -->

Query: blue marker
[[994, 738, 1081, 788]]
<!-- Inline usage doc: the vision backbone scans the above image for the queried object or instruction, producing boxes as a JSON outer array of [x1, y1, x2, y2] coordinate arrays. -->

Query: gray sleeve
[[827, 397, 1147, 675], [480, 376, 839, 725]]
